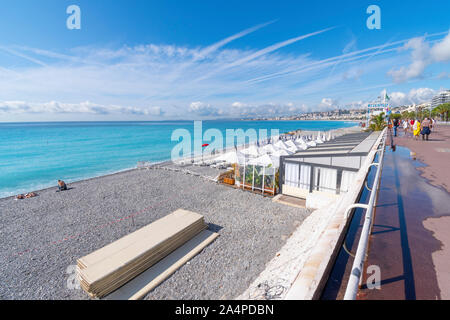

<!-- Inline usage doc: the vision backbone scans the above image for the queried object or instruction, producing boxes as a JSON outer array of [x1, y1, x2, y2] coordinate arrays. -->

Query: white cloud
[[1, 27, 449, 121], [231, 102, 248, 108], [437, 72, 450, 79], [196, 27, 336, 82], [388, 88, 436, 106], [388, 32, 450, 83], [188, 101, 222, 117], [0, 100, 159, 116], [318, 98, 339, 109], [345, 100, 365, 109], [431, 32, 450, 62], [222, 102, 309, 118]]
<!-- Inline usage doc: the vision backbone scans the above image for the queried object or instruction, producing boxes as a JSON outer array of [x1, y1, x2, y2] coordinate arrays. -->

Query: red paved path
[[358, 126, 450, 300]]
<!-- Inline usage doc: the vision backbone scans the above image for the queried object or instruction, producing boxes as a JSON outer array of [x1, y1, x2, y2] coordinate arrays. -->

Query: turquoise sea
[[0, 120, 357, 198]]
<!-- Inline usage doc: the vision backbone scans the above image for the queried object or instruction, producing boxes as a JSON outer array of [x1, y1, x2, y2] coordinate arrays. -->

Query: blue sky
[[0, 0, 449, 121]]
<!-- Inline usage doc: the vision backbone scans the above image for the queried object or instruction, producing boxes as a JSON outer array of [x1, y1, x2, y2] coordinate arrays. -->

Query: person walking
[[413, 119, 421, 141], [421, 118, 431, 141], [402, 119, 409, 137], [393, 117, 400, 137]]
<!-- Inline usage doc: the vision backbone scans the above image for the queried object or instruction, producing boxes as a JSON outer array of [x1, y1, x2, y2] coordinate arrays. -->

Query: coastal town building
[[431, 90, 450, 108]]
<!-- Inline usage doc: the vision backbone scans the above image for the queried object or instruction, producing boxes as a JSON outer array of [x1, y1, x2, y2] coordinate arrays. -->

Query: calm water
[[0, 120, 357, 198]]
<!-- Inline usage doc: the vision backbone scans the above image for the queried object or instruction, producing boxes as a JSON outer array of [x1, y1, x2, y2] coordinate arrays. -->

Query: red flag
[[202, 144, 209, 148]]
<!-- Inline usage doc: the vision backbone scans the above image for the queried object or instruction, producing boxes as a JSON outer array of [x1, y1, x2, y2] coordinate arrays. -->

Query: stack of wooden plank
[[77, 209, 207, 298]]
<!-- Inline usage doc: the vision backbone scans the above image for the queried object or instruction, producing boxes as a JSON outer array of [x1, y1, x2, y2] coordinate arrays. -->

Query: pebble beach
[[0, 166, 310, 300]]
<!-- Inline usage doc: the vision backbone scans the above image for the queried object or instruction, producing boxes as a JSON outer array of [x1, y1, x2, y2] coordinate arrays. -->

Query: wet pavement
[[322, 141, 450, 300], [358, 145, 450, 300]]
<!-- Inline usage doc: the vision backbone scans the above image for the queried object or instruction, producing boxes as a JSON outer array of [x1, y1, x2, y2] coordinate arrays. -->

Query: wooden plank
[[79, 223, 206, 297], [80, 221, 205, 284], [105, 230, 219, 300], [79, 223, 206, 296], [76, 209, 209, 298], [78, 209, 203, 269]]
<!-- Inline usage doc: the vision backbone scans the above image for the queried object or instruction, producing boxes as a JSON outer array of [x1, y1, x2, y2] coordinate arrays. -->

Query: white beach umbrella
[[315, 133, 324, 144], [314, 131, 323, 143], [272, 149, 292, 157], [296, 137, 308, 148], [285, 140, 299, 151], [261, 144, 278, 154], [257, 147, 267, 155], [274, 140, 289, 150], [286, 146, 298, 154], [295, 137, 306, 145]]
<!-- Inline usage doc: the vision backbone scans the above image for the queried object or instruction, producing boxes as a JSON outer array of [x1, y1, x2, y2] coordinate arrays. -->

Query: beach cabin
[[279, 131, 382, 209]]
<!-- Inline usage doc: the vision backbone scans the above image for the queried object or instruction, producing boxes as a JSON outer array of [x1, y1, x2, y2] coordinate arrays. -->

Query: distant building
[[431, 90, 450, 108]]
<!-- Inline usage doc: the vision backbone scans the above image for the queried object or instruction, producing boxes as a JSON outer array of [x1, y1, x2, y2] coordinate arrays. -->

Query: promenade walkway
[[322, 125, 450, 300]]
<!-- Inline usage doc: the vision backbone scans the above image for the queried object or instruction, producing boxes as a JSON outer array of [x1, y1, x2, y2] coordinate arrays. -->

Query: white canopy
[[241, 145, 260, 157], [270, 155, 280, 168], [248, 154, 274, 167], [215, 151, 242, 164]]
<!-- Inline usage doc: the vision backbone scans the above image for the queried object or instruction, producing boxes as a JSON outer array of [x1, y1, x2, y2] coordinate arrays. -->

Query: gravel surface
[[0, 168, 309, 300], [158, 163, 228, 180]]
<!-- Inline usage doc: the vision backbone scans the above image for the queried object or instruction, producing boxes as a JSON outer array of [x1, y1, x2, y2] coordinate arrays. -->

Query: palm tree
[[369, 112, 386, 131], [434, 103, 450, 122]]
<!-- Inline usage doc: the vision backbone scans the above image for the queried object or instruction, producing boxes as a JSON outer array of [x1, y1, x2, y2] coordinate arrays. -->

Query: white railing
[[343, 128, 387, 300]]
